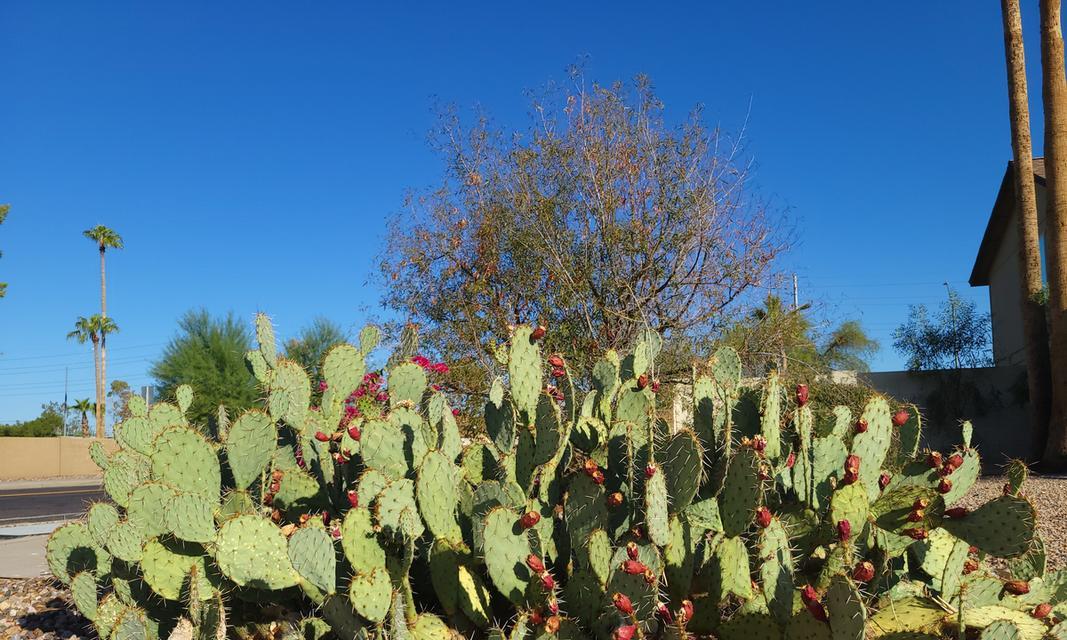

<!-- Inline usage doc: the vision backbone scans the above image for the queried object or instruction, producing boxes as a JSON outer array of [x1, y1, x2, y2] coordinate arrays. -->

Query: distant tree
[[720, 295, 878, 376], [83, 225, 123, 433], [67, 314, 118, 437], [72, 398, 94, 437], [892, 289, 992, 371], [380, 72, 786, 393], [284, 318, 348, 382], [0, 204, 9, 298], [151, 310, 258, 430], [0, 404, 65, 437], [108, 380, 134, 425]]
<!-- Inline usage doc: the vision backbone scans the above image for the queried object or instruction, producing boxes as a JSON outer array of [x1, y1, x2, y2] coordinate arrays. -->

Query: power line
[[0, 355, 154, 375], [0, 342, 164, 362]]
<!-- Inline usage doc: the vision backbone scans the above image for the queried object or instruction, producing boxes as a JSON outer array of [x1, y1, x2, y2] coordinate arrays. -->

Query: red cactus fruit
[[892, 408, 910, 427], [526, 554, 546, 574], [945, 453, 964, 471], [879, 472, 892, 490], [841, 469, 859, 485], [1005, 580, 1031, 595], [548, 354, 565, 368], [607, 492, 624, 507], [758, 466, 771, 482], [657, 602, 673, 622], [346, 490, 359, 509], [547, 599, 559, 615], [756, 506, 773, 529], [529, 610, 544, 625], [626, 542, 640, 560], [544, 616, 561, 634], [643, 569, 657, 585], [347, 425, 362, 441], [613, 625, 637, 640], [591, 469, 606, 485], [807, 601, 829, 622], [852, 561, 875, 582], [583, 459, 599, 474], [1032, 603, 1053, 619], [786, 451, 797, 468], [855, 419, 869, 434], [944, 507, 969, 519], [314, 431, 330, 442], [751, 435, 767, 454], [540, 573, 555, 590], [551, 368, 566, 378], [845, 454, 861, 475], [651, 380, 661, 394], [530, 325, 547, 341], [962, 559, 979, 575], [621, 559, 647, 575], [636, 374, 649, 390], [645, 464, 657, 479], [801, 585, 819, 605], [903, 528, 928, 540], [912, 497, 930, 510], [969, 546, 979, 555], [520, 511, 541, 529], [680, 599, 694, 622], [926, 451, 943, 469], [938, 478, 953, 494], [612, 592, 634, 615], [907, 510, 925, 523], [796, 384, 809, 407], [836, 520, 852, 542]]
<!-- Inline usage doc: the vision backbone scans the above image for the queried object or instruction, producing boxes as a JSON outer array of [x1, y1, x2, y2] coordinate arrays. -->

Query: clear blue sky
[[0, 2, 1047, 423]]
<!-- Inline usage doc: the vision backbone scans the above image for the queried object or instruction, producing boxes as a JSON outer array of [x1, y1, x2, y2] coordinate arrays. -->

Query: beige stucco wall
[[985, 187, 1048, 366], [0, 437, 117, 480]]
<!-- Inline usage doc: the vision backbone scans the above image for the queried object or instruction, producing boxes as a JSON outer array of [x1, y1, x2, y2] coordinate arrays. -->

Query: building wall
[[862, 366, 1030, 466], [986, 187, 1048, 366], [0, 437, 117, 480]]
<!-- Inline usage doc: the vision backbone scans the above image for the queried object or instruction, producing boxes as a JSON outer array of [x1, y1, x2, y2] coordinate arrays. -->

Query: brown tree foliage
[[380, 74, 786, 393]]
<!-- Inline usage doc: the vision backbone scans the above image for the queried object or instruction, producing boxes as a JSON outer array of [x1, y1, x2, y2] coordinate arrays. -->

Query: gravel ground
[[954, 475, 1067, 570], [0, 578, 89, 640]]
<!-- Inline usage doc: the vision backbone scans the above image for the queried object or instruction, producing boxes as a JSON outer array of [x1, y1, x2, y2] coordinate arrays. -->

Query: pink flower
[[452, 408, 460, 416], [318, 381, 329, 392], [375, 392, 389, 403], [432, 384, 442, 391], [411, 355, 431, 368], [431, 362, 450, 374], [354, 388, 366, 398]]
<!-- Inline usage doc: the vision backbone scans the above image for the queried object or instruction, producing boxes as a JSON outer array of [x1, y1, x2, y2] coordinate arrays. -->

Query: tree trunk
[[99, 246, 107, 436], [92, 337, 104, 438], [81, 413, 89, 438], [1040, 0, 1067, 467], [1002, 0, 1054, 462]]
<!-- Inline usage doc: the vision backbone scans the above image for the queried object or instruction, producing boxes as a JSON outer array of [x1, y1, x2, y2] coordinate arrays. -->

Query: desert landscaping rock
[[0, 578, 90, 640]]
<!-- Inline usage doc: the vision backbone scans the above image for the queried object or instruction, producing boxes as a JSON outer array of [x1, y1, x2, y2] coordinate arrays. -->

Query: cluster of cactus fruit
[[47, 315, 1066, 640]]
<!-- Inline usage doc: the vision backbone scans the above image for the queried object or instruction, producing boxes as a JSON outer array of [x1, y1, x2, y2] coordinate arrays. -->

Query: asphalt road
[[0, 484, 108, 525]]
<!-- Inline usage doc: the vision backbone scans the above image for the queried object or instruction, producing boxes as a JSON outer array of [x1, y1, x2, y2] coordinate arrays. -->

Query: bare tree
[[1039, 0, 1067, 467], [380, 73, 786, 392], [1002, 0, 1052, 461]]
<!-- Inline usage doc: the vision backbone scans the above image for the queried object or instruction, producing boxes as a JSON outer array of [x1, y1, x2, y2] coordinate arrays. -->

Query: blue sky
[[0, 2, 1045, 423]]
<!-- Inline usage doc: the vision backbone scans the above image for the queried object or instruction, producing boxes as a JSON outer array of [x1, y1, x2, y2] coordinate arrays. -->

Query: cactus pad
[[508, 325, 542, 419], [417, 450, 462, 539], [711, 346, 742, 390], [225, 410, 276, 490], [662, 429, 702, 513], [719, 447, 762, 537], [360, 419, 408, 480], [715, 534, 753, 600], [88, 502, 120, 548], [70, 571, 98, 621], [268, 360, 310, 431], [46, 522, 109, 583], [150, 426, 220, 499], [389, 361, 428, 407], [825, 575, 865, 640], [481, 507, 532, 604], [941, 495, 1036, 558], [165, 492, 216, 543], [349, 568, 392, 622], [176, 384, 193, 414], [215, 515, 299, 589], [341, 508, 386, 574], [288, 526, 336, 595], [140, 538, 217, 601]]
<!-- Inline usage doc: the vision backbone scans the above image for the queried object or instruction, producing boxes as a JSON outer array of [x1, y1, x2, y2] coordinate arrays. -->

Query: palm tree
[[1001, 0, 1053, 461], [83, 225, 123, 318], [67, 316, 102, 437], [67, 315, 119, 438], [1039, 0, 1067, 467], [72, 399, 94, 438]]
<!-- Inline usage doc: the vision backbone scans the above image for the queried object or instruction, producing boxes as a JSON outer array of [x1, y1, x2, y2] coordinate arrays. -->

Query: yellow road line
[[0, 488, 103, 498]]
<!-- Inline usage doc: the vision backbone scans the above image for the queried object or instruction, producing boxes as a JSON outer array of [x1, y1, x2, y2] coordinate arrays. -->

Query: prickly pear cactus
[[51, 317, 1046, 640]]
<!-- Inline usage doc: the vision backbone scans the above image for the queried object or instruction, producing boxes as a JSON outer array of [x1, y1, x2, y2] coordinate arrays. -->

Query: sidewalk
[[0, 534, 50, 578], [0, 477, 101, 491]]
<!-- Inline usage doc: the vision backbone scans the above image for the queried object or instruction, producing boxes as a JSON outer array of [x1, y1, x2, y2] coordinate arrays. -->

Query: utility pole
[[792, 274, 799, 310], [944, 282, 961, 369], [63, 367, 69, 435]]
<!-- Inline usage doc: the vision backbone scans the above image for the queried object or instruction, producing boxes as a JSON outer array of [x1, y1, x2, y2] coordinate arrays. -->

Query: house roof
[[969, 158, 1045, 286]]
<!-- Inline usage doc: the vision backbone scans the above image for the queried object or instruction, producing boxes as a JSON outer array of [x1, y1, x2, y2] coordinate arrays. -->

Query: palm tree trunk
[[92, 338, 103, 438], [81, 413, 89, 438], [1002, 0, 1053, 462], [99, 246, 108, 437], [1039, 0, 1067, 467]]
